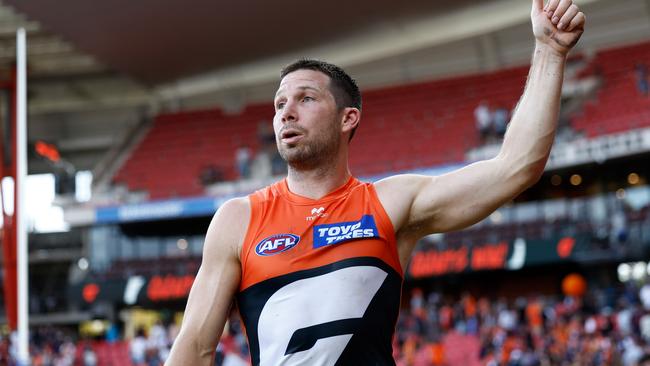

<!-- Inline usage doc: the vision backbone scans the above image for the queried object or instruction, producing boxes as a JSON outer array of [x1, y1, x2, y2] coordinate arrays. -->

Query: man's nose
[[281, 102, 297, 123]]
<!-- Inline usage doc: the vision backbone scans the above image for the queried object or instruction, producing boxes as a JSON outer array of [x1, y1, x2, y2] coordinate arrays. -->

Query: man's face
[[273, 69, 342, 169]]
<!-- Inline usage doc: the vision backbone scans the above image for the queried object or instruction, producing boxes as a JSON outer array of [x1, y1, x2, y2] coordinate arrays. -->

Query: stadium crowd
[[0, 326, 79, 365], [2, 280, 650, 365], [393, 281, 650, 366]]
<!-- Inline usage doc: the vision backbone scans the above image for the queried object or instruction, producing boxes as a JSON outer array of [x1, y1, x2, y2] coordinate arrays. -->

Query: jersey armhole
[[368, 183, 403, 276], [239, 191, 264, 288]]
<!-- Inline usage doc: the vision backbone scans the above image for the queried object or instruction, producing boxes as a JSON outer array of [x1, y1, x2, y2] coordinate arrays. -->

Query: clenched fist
[[532, 0, 586, 57]]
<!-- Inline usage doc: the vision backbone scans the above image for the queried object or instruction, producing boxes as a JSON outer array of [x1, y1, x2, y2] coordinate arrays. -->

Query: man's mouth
[[281, 129, 304, 144]]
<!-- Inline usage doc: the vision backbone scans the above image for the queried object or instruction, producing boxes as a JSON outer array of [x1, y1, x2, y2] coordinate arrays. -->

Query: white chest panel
[[257, 266, 388, 366]]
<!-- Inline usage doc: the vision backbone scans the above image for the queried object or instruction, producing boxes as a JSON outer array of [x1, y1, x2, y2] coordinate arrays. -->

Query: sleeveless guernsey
[[237, 176, 403, 366]]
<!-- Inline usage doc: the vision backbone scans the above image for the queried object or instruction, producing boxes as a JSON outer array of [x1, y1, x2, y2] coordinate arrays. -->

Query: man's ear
[[341, 107, 361, 134]]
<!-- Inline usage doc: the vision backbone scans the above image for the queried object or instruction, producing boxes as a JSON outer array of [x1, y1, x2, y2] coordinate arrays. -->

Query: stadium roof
[[0, 0, 649, 177], [4, 0, 477, 84]]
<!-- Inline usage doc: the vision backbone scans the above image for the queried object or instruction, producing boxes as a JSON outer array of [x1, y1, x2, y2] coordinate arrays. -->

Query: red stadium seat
[[112, 64, 529, 199], [571, 41, 650, 137], [112, 40, 650, 200]]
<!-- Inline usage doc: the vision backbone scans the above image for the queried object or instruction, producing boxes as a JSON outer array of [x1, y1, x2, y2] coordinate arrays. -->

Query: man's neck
[[286, 159, 351, 200]]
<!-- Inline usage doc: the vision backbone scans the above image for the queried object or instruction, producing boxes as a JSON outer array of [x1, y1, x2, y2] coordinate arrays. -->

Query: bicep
[[378, 158, 529, 237], [410, 158, 529, 234]]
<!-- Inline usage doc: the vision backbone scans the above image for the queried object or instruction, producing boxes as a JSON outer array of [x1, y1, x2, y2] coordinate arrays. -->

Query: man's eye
[[303, 96, 314, 102], [276, 102, 285, 109]]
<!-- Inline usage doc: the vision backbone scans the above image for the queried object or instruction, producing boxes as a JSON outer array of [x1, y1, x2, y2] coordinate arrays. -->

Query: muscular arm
[[166, 198, 250, 366], [376, 0, 585, 259]]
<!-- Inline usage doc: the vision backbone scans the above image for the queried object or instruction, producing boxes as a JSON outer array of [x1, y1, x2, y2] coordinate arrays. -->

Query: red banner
[[408, 236, 581, 279], [409, 242, 509, 278], [146, 275, 194, 302]]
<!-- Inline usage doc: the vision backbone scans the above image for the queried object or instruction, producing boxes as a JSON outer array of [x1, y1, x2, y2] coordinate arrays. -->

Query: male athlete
[[167, 0, 585, 364]]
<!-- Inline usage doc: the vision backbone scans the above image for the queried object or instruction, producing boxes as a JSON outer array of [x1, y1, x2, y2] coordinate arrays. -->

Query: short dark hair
[[280, 59, 362, 141]]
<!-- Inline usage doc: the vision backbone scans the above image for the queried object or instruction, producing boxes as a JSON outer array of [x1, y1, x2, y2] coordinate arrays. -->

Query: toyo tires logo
[[313, 215, 379, 248]]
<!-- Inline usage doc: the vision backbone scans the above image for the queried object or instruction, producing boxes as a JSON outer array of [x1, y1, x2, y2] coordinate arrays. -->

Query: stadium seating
[[113, 107, 270, 199], [89, 340, 131, 366], [571, 41, 650, 137], [113, 68, 528, 199], [350, 67, 527, 176], [112, 40, 650, 200], [442, 331, 482, 366]]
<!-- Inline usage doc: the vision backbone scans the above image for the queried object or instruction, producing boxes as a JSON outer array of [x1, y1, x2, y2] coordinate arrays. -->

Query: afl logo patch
[[255, 234, 300, 256]]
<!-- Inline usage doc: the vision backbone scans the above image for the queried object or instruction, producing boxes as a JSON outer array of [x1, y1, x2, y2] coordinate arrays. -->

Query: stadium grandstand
[[0, 0, 649, 364]]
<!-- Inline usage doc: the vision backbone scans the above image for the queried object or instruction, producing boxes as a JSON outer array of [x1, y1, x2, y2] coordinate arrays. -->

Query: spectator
[[492, 105, 509, 137], [235, 144, 252, 179], [148, 321, 167, 351], [640, 312, 650, 344], [130, 328, 147, 365], [636, 63, 648, 96], [474, 101, 492, 141], [250, 148, 272, 180], [640, 282, 650, 311], [393, 283, 650, 365], [610, 209, 628, 247], [59, 338, 76, 366], [167, 322, 180, 346], [106, 323, 119, 343], [82, 344, 97, 366], [617, 299, 634, 336], [14, 281, 650, 365], [257, 120, 275, 145], [497, 301, 517, 331], [199, 165, 224, 186], [148, 320, 169, 363], [622, 336, 644, 366], [271, 149, 287, 176]]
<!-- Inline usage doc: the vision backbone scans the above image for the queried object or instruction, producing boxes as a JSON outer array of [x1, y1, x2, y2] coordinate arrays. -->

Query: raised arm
[[376, 0, 585, 248], [166, 198, 250, 366]]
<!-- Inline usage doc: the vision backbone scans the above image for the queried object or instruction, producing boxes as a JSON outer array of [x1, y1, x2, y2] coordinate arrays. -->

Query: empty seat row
[[113, 41, 650, 200]]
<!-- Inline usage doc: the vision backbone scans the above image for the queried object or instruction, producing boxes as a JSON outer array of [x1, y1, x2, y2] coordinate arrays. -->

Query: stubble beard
[[277, 127, 340, 171]]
